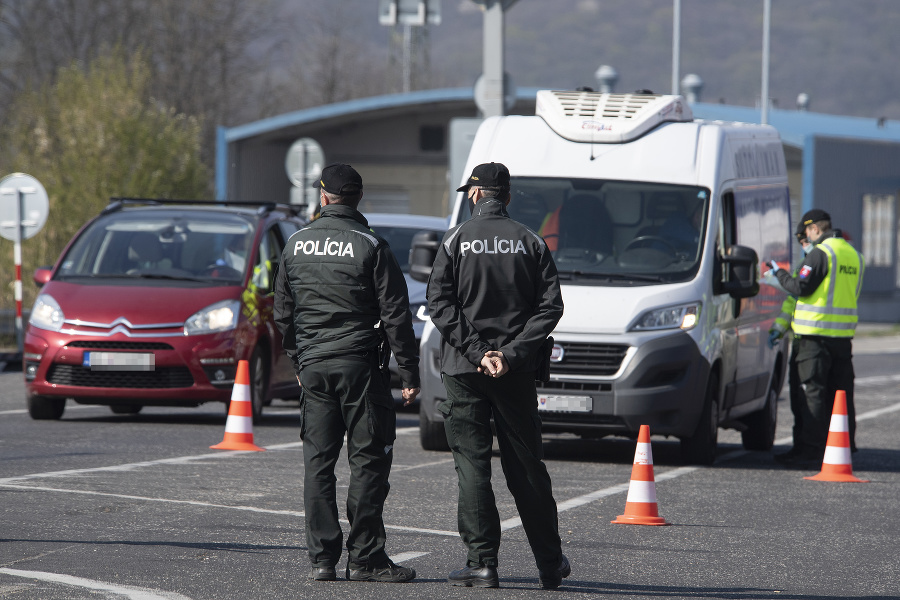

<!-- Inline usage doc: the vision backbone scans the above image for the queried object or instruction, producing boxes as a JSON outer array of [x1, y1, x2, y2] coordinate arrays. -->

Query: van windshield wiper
[[558, 270, 663, 282]]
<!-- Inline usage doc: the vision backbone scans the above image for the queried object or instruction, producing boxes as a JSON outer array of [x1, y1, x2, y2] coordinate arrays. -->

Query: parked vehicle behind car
[[23, 199, 306, 420], [365, 213, 448, 391]]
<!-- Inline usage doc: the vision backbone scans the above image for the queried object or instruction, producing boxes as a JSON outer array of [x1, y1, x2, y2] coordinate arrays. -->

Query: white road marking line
[[392, 458, 455, 471], [856, 403, 900, 420], [855, 373, 900, 386], [0, 483, 460, 537], [390, 551, 430, 562], [0, 568, 192, 600], [0, 428, 418, 485], [4, 403, 898, 539]]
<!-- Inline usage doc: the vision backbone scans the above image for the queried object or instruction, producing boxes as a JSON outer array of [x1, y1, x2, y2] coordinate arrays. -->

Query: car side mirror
[[409, 230, 441, 283], [719, 244, 759, 299], [33, 266, 53, 288]]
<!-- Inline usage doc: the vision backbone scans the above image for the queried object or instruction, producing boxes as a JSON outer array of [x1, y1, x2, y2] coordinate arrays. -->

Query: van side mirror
[[33, 267, 53, 288], [409, 230, 441, 283], [719, 244, 759, 299]]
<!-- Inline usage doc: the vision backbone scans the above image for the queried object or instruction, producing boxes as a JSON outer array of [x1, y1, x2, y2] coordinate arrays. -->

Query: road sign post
[[0, 173, 50, 354], [285, 138, 325, 219]]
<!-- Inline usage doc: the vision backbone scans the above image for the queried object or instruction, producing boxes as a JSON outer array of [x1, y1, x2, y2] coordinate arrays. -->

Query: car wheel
[[27, 395, 66, 420], [110, 404, 143, 415], [249, 347, 268, 423], [680, 372, 719, 465], [741, 386, 778, 451], [419, 402, 450, 452]]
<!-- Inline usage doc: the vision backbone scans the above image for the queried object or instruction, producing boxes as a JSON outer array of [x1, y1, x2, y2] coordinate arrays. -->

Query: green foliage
[[0, 50, 209, 315]]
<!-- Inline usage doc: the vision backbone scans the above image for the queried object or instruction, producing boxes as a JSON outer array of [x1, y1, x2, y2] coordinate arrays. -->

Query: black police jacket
[[427, 198, 564, 376], [274, 204, 420, 388]]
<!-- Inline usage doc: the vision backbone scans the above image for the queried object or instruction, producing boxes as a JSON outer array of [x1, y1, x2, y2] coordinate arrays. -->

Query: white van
[[411, 90, 791, 464]]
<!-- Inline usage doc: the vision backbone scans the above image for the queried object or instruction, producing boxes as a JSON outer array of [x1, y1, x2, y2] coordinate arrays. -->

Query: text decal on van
[[734, 143, 785, 178]]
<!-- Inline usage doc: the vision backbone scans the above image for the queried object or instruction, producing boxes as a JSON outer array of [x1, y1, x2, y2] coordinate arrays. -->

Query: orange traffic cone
[[612, 425, 670, 525], [211, 360, 265, 452], [804, 390, 866, 483]]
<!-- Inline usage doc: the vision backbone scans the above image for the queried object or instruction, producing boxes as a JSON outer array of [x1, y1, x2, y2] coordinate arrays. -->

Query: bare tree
[[283, 2, 393, 109], [0, 0, 288, 162]]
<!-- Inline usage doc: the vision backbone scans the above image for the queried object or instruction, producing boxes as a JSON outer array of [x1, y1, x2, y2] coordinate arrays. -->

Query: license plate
[[537, 395, 592, 412], [84, 352, 155, 371]]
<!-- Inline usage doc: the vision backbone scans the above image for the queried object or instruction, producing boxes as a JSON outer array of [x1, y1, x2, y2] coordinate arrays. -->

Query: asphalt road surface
[[1, 334, 899, 600]]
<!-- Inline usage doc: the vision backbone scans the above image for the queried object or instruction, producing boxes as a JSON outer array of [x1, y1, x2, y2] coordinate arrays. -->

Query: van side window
[[716, 191, 737, 288]]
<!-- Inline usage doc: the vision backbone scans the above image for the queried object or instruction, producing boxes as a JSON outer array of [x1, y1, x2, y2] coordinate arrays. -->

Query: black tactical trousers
[[298, 355, 396, 569], [795, 335, 856, 454], [788, 337, 805, 448], [440, 371, 563, 572]]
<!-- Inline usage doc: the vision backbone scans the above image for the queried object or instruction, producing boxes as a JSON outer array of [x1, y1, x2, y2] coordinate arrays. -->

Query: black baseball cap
[[795, 221, 807, 239], [456, 162, 511, 192], [317, 163, 362, 195], [800, 208, 830, 228]]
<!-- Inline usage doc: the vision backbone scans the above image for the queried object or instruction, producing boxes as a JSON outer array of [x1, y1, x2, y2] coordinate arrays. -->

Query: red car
[[23, 199, 305, 420]]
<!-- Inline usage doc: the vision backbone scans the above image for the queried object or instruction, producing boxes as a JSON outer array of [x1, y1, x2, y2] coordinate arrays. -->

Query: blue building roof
[[217, 88, 900, 200], [223, 87, 541, 143], [690, 102, 900, 148], [223, 87, 900, 147]]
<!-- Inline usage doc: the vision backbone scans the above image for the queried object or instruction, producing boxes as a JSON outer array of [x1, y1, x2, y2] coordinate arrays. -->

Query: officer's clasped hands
[[768, 259, 781, 274], [402, 387, 420, 406], [478, 351, 509, 378]]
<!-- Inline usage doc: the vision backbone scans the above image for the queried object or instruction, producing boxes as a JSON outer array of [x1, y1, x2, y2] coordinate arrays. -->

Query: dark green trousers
[[298, 355, 396, 568], [795, 336, 856, 454], [440, 371, 563, 572], [788, 337, 805, 448]]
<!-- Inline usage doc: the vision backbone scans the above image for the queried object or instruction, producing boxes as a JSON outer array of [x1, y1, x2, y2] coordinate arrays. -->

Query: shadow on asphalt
[[538, 435, 900, 474], [497, 578, 898, 599]]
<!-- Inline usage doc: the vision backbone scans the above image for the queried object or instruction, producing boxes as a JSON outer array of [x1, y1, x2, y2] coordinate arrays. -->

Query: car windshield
[[455, 177, 709, 285], [372, 225, 445, 273], [56, 209, 256, 285]]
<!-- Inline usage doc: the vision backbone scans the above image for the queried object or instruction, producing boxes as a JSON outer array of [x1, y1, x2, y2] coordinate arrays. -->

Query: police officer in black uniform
[[427, 162, 570, 589], [274, 163, 420, 583]]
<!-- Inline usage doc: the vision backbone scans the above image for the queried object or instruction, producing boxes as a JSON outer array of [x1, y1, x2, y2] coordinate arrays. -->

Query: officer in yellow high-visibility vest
[[764, 223, 813, 463], [768, 209, 865, 466]]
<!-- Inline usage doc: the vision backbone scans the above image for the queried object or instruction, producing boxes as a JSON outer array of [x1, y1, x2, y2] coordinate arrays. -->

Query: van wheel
[[420, 403, 450, 452], [110, 404, 143, 415], [681, 373, 719, 465], [741, 387, 777, 451], [249, 347, 268, 424], [28, 395, 66, 420]]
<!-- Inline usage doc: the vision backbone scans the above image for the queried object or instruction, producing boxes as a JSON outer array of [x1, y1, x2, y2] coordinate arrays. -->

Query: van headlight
[[631, 302, 701, 331], [184, 300, 240, 335], [30, 294, 65, 332]]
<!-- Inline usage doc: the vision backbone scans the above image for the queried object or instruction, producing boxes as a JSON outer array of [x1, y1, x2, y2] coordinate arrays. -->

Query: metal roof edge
[[691, 102, 900, 147], [224, 87, 542, 143]]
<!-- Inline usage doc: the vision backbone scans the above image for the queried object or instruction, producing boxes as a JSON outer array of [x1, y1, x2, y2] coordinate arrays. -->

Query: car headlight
[[631, 302, 701, 331], [29, 294, 65, 332], [184, 299, 240, 335], [411, 303, 430, 322]]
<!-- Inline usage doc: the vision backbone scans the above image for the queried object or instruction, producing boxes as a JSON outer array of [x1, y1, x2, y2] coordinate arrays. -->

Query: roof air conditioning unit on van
[[535, 90, 694, 144]]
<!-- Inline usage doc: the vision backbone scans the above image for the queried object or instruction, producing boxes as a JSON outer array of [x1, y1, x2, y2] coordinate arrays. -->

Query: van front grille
[[552, 342, 628, 376]]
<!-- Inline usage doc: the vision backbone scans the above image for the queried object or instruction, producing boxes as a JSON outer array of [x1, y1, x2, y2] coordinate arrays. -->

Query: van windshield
[[56, 210, 256, 285], [456, 177, 710, 285]]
